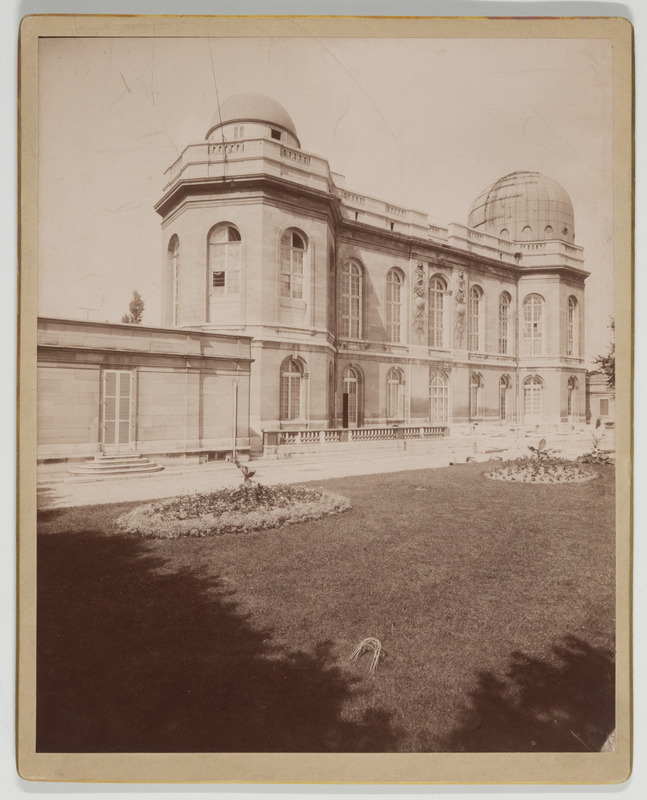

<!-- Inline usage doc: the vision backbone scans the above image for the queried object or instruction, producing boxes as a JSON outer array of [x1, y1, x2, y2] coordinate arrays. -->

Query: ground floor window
[[499, 375, 511, 421], [470, 373, 483, 419], [430, 373, 449, 424], [386, 368, 406, 419], [343, 366, 360, 426], [567, 375, 579, 418], [280, 359, 304, 420], [523, 374, 543, 420], [599, 397, 609, 417]]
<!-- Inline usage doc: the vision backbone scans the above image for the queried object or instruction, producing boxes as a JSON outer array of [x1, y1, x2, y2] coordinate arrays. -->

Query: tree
[[593, 318, 615, 393], [121, 290, 145, 324]]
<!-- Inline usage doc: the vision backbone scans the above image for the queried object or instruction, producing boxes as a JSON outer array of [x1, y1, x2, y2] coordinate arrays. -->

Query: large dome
[[468, 171, 575, 244], [206, 92, 300, 146]]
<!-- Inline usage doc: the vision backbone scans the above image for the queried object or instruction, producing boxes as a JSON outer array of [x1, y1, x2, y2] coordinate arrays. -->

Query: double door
[[102, 370, 134, 453]]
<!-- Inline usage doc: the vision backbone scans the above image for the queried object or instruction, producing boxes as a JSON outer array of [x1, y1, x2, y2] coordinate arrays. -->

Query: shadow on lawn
[[37, 526, 399, 753], [437, 635, 615, 752]]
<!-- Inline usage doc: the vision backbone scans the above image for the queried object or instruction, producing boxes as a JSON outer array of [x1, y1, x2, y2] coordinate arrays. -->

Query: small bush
[[485, 455, 598, 484], [116, 483, 351, 539]]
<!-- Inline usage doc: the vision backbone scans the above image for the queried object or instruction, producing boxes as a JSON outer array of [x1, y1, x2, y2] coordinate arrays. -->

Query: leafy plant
[[486, 454, 597, 484], [121, 290, 145, 324], [527, 438, 554, 459]]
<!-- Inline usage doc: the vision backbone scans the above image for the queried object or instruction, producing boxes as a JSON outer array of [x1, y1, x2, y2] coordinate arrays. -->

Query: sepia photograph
[[18, 14, 632, 785]]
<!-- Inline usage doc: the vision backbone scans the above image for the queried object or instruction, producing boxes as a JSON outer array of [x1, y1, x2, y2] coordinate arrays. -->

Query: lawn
[[37, 462, 616, 753]]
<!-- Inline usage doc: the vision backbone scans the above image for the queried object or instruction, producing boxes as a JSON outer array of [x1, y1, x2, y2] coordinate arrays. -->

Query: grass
[[37, 463, 615, 753]]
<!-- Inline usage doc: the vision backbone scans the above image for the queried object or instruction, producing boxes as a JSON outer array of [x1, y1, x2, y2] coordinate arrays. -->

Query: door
[[103, 370, 133, 453]]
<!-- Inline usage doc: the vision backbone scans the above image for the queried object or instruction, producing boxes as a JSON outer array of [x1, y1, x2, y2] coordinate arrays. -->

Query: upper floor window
[[386, 368, 406, 420], [280, 230, 306, 299], [468, 286, 483, 351], [386, 268, 403, 343], [499, 292, 511, 354], [522, 294, 544, 355], [168, 235, 180, 326], [341, 261, 362, 339], [567, 296, 578, 356], [209, 224, 241, 296], [429, 276, 446, 348]]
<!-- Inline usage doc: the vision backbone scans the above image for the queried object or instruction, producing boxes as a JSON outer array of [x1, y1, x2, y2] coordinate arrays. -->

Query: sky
[[38, 34, 615, 362]]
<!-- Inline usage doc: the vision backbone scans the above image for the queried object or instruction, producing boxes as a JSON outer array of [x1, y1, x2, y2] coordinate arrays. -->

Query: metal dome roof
[[468, 171, 575, 243], [206, 93, 299, 145]]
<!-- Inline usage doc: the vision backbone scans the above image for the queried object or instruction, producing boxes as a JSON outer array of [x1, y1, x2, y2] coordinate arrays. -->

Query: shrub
[[116, 483, 351, 539], [485, 455, 598, 484]]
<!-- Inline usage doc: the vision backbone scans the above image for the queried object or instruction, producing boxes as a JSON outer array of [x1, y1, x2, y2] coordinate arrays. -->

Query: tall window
[[280, 359, 304, 420], [468, 286, 482, 351], [341, 261, 362, 339], [280, 231, 306, 299], [470, 373, 483, 419], [168, 235, 180, 326], [431, 373, 449, 424], [567, 297, 578, 356], [386, 269, 403, 343], [523, 294, 544, 355], [343, 366, 360, 426], [567, 376, 578, 418], [209, 225, 241, 295], [499, 293, 511, 354], [429, 276, 445, 348], [499, 375, 511, 421], [523, 375, 543, 420], [386, 368, 405, 419]]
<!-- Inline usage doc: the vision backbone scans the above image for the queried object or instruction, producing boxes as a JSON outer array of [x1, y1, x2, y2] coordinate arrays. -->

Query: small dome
[[468, 171, 575, 243], [206, 92, 300, 146]]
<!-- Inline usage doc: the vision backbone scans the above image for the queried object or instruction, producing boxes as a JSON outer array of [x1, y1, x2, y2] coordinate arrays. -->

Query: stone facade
[[37, 318, 252, 467], [155, 94, 589, 451]]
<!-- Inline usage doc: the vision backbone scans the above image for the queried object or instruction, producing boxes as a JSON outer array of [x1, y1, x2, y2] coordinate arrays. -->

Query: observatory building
[[154, 92, 588, 454], [37, 92, 588, 469]]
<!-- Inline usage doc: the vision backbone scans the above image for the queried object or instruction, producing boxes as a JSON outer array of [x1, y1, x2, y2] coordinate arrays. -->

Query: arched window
[[386, 269, 403, 343], [523, 294, 544, 355], [209, 224, 241, 296], [168, 235, 180, 326], [343, 366, 360, 427], [341, 261, 362, 339], [470, 372, 483, 419], [429, 276, 446, 348], [567, 375, 578, 418], [523, 375, 543, 421], [499, 375, 511, 421], [499, 292, 511, 354], [430, 373, 449, 424], [567, 296, 578, 356], [280, 230, 306, 299], [468, 286, 482, 351], [280, 359, 304, 420], [386, 368, 406, 420]]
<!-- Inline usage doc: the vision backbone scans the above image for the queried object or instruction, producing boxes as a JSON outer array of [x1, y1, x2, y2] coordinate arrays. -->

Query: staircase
[[68, 454, 165, 479]]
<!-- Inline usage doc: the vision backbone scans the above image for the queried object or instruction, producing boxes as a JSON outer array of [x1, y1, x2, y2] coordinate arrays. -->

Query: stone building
[[155, 92, 588, 453]]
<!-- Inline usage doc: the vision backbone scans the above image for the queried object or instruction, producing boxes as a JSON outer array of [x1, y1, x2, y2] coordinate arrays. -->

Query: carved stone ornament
[[454, 270, 467, 346], [412, 261, 428, 342]]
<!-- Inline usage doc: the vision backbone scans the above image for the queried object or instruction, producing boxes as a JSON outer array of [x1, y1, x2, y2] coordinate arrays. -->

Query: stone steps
[[68, 454, 165, 478]]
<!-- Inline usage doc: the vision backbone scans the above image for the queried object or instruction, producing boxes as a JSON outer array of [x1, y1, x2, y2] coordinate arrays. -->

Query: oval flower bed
[[116, 483, 352, 539], [485, 455, 598, 484]]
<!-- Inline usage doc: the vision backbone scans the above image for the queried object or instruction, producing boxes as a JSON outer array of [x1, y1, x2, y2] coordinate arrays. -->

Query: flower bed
[[116, 483, 351, 539], [485, 455, 598, 484]]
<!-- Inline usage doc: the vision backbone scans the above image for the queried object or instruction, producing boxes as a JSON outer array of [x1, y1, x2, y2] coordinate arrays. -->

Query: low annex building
[[37, 92, 589, 468]]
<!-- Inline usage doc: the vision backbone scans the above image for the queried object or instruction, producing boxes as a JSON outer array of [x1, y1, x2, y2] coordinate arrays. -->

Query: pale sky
[[38, 35, 615, 362]]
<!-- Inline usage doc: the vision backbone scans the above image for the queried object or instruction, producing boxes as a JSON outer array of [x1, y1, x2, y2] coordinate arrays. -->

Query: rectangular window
[[599, 398, 609, 416], [212, 271, 226, 292], [271, 128, 282, 141]]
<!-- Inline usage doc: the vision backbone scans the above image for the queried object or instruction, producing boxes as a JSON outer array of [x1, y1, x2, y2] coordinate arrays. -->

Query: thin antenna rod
[[206, 39, 228, 173]]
